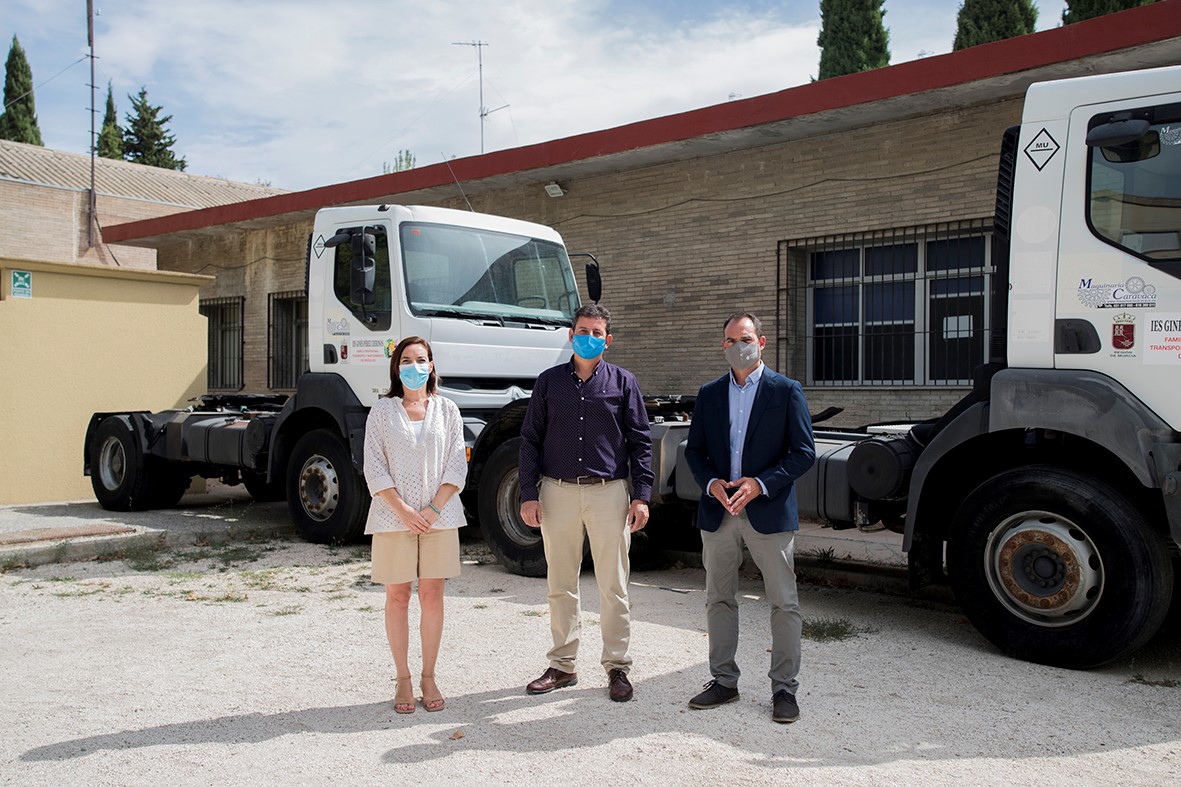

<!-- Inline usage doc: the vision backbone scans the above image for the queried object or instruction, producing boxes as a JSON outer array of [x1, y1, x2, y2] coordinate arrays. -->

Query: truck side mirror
[[350, 232, 376, 305], [1086, 117, 1150, 148], [585, 261, 602, 304]]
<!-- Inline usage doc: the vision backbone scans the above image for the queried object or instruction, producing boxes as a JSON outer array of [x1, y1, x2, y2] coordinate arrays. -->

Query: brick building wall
[[153, 96, 1024, 426]]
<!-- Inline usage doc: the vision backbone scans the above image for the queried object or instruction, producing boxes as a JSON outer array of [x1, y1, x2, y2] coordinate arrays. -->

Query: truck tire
[[90, 417, 189, 511], [946, 465, 1172, 668], [243, 472, 286, 503], [286, 429, 369, 544], [478, 438, 548, 577]]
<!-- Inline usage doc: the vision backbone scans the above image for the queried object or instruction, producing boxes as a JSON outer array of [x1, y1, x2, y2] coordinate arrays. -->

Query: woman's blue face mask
[[399, 361, 431, 390]]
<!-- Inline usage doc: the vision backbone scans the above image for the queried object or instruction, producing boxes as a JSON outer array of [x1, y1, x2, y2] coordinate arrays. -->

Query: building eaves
[[103, 0, 1181, 248]]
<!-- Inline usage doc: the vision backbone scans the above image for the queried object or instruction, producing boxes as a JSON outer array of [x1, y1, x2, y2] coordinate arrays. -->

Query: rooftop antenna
[[452, 40, 508, 154], [86, 0, 96, 248]]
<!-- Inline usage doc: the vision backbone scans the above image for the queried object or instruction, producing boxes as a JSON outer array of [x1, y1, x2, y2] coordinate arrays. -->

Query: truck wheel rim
[[298, 454, 339, 522], [985, 511, 1103, 627], [495, 468, 541, 548], [98, 436, 127, 491]]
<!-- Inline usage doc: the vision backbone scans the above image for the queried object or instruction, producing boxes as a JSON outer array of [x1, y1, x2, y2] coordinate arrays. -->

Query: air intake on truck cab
[[989, 125, 1018, 366]]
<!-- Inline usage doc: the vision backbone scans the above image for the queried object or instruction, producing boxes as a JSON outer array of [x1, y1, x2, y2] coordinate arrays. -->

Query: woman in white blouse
[[364, 336, 468, 714]]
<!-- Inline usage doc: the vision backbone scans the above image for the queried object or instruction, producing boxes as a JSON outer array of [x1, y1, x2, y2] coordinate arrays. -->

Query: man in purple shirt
[[519, 303, 654, 703]]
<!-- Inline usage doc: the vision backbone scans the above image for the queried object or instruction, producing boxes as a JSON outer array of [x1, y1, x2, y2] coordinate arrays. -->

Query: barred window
[[269, 291, 308, 390], [199, 297, 244, 391], [791, 221, 992, 387]]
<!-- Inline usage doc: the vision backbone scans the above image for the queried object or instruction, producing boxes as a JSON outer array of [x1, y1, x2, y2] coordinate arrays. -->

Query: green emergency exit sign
[[10, 270, 31, 299]]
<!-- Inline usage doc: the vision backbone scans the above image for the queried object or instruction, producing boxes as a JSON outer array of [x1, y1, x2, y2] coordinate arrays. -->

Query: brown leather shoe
[[526, 667, 578, 695], [608, 669, 633, 702]]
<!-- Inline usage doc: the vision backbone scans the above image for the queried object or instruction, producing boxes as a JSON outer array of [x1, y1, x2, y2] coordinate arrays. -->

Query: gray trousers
[[701, 511, 801, 695]]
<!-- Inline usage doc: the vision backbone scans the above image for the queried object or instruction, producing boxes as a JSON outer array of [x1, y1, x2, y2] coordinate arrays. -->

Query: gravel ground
[[2, 535, 1180, 786]]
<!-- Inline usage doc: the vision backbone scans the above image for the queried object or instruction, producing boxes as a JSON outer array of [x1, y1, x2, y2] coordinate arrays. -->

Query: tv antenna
[[452, 40, 508, 154]]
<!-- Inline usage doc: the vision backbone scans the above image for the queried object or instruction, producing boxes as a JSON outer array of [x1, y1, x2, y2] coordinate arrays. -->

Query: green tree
[[382, 149, 417, 174], [0, 35, 43, 146], [953, 0, 1037, 51], [122, 86, 186, 170], [817, 0, 890, 80], [1063, 0, 1159, 24], [96, 81, 123, 159]]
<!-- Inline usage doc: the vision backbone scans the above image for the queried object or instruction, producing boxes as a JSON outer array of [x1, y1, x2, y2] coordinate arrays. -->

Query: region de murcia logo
[[1112, 312, 1135, 350]]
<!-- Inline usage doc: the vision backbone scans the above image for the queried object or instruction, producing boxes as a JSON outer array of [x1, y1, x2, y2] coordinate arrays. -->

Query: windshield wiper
[[417, 307, 505, 326]]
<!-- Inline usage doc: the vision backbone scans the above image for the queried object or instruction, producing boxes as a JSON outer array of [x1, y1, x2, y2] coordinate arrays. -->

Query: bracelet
[[427, 503, 442, 516]]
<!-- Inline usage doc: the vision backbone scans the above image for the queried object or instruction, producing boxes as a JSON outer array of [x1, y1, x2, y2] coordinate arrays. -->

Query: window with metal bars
[[789, 220, 992, 387], [199, 297, 244, 391], [268, 291, 308, 390]]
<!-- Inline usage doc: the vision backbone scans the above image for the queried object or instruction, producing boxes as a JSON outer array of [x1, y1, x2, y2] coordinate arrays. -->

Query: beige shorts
[[371, 528, 461, 585]]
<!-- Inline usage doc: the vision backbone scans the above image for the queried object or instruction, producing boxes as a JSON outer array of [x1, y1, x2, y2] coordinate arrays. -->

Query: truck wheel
[[478, 438, 548, 577], [90, 417, 187, 511], [243, 472, 286, 503], [946, 466, 1172, 668], [286, 429, 369, 544]]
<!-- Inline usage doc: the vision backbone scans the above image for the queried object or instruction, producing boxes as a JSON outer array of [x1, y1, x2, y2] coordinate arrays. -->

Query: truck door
[[1055, 87, 1181, 430], [319, 220, 401, 404]]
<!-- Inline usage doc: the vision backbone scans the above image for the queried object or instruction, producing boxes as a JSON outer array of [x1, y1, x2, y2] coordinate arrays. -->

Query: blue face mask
[[399, 361, 431, 391], [571, 333, 607, 360]]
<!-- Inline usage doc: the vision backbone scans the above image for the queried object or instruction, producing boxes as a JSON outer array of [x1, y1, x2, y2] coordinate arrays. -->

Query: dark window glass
[[927, 236, 986, 271], [813, 327, 858, 382], [811, 248, 859, 280], [269, 292, 308, 390], [813, 285, 858, 323], [929, 293, 984, 382], [865, 243, 917, 276], [199, 298, 243, 391]]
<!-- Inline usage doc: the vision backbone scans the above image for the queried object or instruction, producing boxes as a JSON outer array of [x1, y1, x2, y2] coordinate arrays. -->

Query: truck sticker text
[[1144, 313, 1181, 365], [327, 317, 351, 336], [1077, 276, 1156, 309], [351, 339, 387, 364], [1110, 312, 1135, 358]]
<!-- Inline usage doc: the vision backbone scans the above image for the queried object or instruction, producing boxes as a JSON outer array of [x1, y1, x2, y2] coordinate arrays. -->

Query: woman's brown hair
[[385, 336, 439, 398]]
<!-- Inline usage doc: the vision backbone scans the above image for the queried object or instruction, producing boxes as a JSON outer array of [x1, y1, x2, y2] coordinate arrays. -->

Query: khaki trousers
[[538, 477, 632, 674]]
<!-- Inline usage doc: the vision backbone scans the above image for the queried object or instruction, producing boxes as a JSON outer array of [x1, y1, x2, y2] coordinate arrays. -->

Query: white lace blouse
[[363, 395, 468, 534]]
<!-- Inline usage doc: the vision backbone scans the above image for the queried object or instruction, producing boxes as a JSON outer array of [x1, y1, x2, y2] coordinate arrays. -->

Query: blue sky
[[2, 1, 1068, 191]]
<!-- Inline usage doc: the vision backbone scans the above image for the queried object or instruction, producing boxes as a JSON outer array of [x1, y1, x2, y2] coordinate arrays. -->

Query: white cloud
[[1, 0, 1070, 190]]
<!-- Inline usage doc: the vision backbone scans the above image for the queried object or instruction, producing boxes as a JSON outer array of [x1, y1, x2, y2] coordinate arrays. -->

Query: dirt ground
[[2, 534, 1180, 786]]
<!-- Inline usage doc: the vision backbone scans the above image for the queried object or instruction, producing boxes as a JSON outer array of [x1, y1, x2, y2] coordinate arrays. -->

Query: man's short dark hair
[[573, 304, 612, 334], [723, 311, 763, 337]]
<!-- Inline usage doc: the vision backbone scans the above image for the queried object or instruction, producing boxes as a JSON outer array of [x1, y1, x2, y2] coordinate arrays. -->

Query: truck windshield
[[400, 222, 579, 324]]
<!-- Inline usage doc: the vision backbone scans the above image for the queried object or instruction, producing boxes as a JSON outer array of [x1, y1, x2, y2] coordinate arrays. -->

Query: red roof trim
[[104, 0, 1181, 243]]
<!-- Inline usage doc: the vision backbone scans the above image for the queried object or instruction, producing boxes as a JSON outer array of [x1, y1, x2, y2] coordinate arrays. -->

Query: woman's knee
[[417, 578, 445, 608], [386, 582, 413, 607]]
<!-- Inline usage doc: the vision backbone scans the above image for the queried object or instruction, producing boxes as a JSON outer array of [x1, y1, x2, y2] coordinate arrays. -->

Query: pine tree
[[817, 0, 891, 80], [0, 35, 44, 146], [1062, 0, 1158, 24], [953, 0, 1037, 50], [122, 86, 186, 171], [96, 81, 122, 159], [382, 149, 417, 174]]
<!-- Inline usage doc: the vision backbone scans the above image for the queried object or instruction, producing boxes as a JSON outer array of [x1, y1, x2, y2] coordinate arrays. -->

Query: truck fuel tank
[[847, 432, 922, 501]]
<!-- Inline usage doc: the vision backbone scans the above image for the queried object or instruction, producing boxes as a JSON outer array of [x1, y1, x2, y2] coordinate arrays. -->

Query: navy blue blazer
[[684, 367, 816, 534]]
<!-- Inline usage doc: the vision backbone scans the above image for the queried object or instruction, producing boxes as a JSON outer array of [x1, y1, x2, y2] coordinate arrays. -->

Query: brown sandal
[[420, 674, 445, 712], [394, 676, 415, 714]]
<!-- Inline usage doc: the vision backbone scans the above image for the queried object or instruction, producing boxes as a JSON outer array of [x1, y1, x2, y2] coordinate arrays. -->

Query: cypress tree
[[817, 0, 891, 80], [122, 86, 186, 171], [1063, 0, 1158, 24], [953, 0, 1037, 51], [97, 81, 123, 159], [0, 35, 44, 146]]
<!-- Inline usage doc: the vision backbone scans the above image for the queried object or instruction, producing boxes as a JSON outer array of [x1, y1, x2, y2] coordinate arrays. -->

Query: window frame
[[199, 296, 245, 392], [795, 222, 993, 388]]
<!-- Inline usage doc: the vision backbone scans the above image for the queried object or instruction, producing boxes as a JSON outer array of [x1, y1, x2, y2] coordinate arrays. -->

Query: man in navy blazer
[[684, 311, 815, 724]]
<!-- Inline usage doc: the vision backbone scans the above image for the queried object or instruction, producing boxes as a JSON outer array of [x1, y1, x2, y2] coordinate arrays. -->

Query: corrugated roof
[[0, 139, 285, 208]]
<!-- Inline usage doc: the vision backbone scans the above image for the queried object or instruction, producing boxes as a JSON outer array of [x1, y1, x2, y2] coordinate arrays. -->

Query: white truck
[[86, 65, 1181, 669]]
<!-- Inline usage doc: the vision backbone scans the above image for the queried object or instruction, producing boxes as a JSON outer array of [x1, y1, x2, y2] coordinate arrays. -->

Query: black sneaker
[[688, 679, 739, 709], [772, 689, 799, 723]]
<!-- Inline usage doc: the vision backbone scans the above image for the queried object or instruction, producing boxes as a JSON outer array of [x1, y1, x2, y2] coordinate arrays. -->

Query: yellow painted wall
[[0, 259, 213, 504]]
